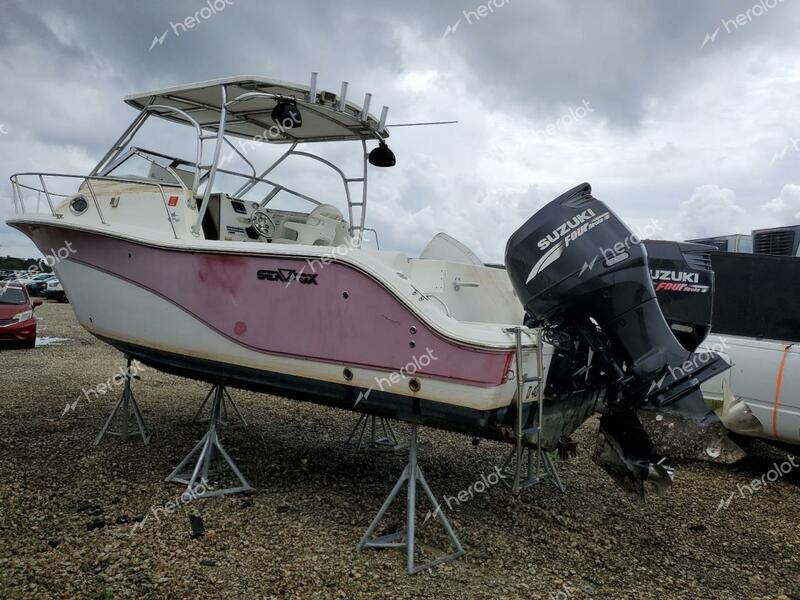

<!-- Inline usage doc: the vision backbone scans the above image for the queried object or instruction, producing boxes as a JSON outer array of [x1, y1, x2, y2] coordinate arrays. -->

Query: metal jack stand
[[345, 413, 407, 451], [357, 425, 464, 574], [166, 384, 252, 498], [503, 327, 565, 493], [94, 357, 151, 446], [501, 445, 566, 492], [193, 384, 248, 426]]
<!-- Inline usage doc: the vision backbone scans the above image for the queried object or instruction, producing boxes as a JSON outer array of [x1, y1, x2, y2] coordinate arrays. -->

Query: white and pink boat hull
[[13, 220, 598, 446]]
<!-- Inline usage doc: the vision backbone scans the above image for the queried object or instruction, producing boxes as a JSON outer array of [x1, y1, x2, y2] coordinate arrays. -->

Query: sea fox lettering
[[257, 269, 319, 285]]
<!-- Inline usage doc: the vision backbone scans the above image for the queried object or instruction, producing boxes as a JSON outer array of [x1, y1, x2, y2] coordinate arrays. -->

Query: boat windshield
[[0, 287, 26, 305], [104, 151, 182, 186], [100, 148, 284, 203], [103, 147, 331, 214]]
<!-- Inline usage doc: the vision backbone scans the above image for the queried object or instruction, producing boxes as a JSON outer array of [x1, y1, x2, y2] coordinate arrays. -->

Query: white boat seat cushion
[[282, 204, 344, 246]]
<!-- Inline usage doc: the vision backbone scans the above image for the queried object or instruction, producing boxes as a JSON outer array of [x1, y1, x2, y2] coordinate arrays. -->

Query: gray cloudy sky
[[2, 0, 800, 261]]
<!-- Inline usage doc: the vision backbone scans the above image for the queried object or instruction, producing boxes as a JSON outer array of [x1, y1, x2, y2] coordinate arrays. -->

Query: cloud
[[673, 185, 749, 240], [762, 184, 800, 225], [2, 0, 800, 261], [670, 182, 800, 242]]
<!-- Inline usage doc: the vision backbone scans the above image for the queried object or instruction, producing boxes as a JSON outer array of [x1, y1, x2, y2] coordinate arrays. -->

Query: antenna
[[385, 120, 459, 127]]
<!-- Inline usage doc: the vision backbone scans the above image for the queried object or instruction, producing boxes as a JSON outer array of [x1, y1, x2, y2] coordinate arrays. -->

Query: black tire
[[22, 338, 36, 349], [58, 292, 68, 303]]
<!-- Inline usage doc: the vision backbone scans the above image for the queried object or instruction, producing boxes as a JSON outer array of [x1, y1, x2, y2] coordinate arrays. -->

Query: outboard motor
[[644, 239, 714, 352], [505, 183, 743, 499]]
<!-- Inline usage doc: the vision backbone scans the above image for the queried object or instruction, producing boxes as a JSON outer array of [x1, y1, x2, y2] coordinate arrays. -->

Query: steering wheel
[[250, 209, 277, 239]]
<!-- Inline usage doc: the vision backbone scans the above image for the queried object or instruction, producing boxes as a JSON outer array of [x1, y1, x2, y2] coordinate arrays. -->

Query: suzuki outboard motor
[[505, 183, 743, 499], [644, 239, 714, 352]]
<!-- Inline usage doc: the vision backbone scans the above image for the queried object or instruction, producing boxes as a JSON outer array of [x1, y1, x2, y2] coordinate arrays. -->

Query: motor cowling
[[505, 182, 689, 383], [644, 239, 714, 352]]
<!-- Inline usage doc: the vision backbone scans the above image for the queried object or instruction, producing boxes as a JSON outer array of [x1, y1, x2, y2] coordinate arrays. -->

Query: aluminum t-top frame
[[89, 74, 392, 244]]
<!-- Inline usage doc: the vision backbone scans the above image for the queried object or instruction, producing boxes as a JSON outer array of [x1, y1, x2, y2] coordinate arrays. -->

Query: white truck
[[653, 230, 800, 450], [701, 335, 800, 446]]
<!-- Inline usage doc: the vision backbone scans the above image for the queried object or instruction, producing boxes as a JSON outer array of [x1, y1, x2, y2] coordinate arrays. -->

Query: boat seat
[[282, 204, 343, 246]]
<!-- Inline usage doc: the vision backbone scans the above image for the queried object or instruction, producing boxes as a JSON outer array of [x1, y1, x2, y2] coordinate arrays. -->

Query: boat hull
[[11, 221, 601, 447]]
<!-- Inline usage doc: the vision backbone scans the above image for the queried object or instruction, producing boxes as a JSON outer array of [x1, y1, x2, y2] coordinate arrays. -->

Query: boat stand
[[193, 384, 248, 426], [345, 413, 407, 451], [166, 384, 252, 498], [94, 356, 151, 446], [357, 425, 464, 574], [504, 327, 566, 493], [500, 444, 566, 492]]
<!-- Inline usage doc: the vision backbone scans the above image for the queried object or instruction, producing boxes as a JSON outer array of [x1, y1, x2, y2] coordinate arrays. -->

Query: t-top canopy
[[124, 75, 389, 144]]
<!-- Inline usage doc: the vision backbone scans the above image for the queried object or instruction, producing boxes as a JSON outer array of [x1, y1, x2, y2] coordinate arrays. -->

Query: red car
[[0, 282, 42, 348]]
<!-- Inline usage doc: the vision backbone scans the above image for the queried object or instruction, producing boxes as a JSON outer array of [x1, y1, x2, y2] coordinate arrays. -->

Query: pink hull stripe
[[21, 225, 512, 385]]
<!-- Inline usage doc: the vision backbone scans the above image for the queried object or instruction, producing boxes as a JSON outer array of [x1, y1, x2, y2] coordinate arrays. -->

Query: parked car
[[26, 273, 55, 297], [10, 271, 34, 286], [0, 283, 42, 348], [44, 278, 68, 303], [0, 270, 26, 283]]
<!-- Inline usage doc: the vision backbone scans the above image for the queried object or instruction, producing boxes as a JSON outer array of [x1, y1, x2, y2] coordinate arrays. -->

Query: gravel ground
[[1, 302, 799, 599]]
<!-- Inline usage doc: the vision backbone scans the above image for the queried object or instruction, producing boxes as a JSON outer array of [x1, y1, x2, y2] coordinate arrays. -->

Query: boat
[[6, 74, 742, 498]]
